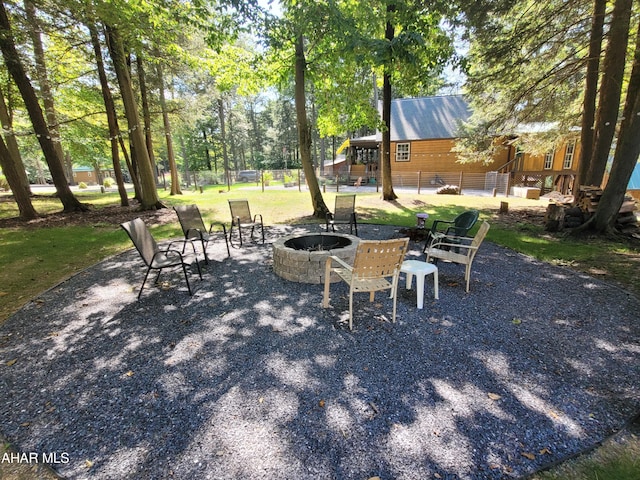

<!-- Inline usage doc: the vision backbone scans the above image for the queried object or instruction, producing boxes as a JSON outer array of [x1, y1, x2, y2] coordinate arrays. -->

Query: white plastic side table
[[400, 260, 439, 309]]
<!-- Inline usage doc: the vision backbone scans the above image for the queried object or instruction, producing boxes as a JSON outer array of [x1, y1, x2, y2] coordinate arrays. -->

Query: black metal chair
[[228, 199, 265, 247], [423, 210, 479, 253], [326, 194, 358, 236], [121, 218, 202, 299], [174, 204, 230, 263]]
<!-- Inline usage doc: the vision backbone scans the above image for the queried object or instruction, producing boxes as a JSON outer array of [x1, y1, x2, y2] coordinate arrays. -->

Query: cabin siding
[[390, 139, 507, 173]]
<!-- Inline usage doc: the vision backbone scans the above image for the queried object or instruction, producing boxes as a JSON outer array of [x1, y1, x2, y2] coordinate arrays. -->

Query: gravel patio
[[0, 224, 638, 479]]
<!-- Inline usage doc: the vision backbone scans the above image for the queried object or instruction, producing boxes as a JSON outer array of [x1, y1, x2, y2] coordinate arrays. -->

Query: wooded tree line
[[0, 0, 638, 233]]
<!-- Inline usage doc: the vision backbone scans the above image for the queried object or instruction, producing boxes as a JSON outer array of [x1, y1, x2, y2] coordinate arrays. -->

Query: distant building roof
[[349, 95, 471, 145], [385, 95, 471, 141]]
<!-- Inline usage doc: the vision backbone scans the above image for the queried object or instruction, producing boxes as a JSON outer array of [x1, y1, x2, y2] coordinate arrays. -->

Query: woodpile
[[544, 186, 639, 232]]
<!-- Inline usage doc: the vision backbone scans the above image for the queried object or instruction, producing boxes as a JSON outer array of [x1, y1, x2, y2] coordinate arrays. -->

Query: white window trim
[[563, 140, 576, 169], [395, 143, 410, 162], [543, 150, 554, 170]]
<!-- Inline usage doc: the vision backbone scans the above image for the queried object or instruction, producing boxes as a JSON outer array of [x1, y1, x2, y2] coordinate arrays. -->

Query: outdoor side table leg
[[433, 267, 439, 300], [415, 272, 425, 309], [405, 272, 414, 290]]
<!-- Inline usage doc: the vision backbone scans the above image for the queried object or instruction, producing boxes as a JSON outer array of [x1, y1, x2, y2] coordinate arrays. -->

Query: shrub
[[78, 182, 88, 189], [0, 175, 9, 191], [102, 177, 114, 188], [262, 171, 274, 185], [436, 184, 460, 195]]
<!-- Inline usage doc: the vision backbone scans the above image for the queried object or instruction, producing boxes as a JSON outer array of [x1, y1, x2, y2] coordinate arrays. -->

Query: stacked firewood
[[545, 186, 639, 232], [575, 186, 638, 232]]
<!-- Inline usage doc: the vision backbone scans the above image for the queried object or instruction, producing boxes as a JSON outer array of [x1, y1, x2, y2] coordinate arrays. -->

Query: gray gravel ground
[[0, 224, 638, 480]]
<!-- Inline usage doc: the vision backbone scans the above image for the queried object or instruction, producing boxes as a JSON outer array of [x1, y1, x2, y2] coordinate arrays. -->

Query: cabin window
[[563, 141, 575, 169], [395, 143, 410, 162], [543, 150, 554, 170]]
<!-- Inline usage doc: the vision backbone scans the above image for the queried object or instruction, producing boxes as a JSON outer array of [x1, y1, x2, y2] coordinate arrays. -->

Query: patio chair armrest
[[445, 226, 468, 236], [207, 222, 227, 235], [430, 240, 478, 251], [152, 248, 185, 263], [253, 214, 263, 223], [324, 255, 352, 271], [166, 239, 198, 255], [185, 228, 205, 240], [430, 219, 454, 232]]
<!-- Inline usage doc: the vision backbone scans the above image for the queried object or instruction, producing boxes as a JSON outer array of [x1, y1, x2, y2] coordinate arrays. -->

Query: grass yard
[[0, 184, 638, 479]]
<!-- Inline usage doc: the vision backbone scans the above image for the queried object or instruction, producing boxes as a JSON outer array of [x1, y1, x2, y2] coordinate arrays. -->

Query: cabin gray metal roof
[[384, 95, 471, 141], [349, 95, 471, 145]]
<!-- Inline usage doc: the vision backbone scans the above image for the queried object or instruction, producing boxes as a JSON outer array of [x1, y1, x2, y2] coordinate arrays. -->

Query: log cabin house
[[340, 95, 582, 196]]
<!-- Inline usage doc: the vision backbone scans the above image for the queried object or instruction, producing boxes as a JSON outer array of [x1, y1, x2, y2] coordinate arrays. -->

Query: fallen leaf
[[488, 393, 502, 401], [125, 370, 134, 377], [434, 474, 442, 479], [512, 318, 522, 325], [539, 447, 552, 455], [258, 397, 264, 404], [6, 358, 17, 367], [85, 460, 94, 468], [318, 399, 325, 408], [20, 422, 30, 427], [521, 452, 535, 460]]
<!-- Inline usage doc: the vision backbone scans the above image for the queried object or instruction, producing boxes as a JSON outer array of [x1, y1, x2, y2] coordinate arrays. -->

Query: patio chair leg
[[221, 225, 231, 256], [200, 239, 209, 265], [349, 291, 354, 330], [139, 267, 154, 300], [182, 263, 193, 295]]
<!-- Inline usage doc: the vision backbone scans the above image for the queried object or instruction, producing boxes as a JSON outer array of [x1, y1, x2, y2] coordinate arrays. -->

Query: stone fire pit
[[272, 233, 360, 284]]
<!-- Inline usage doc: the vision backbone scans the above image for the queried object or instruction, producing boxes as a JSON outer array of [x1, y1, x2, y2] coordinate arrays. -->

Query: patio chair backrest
[[333, 195, 356, 222], [229, 199, 252, 224], [470, 221, 490, 250], [352, 238, 409, 279], [453, 210, 479, 233], [175, 205, 206, 239], [121, 218, 159, 267]]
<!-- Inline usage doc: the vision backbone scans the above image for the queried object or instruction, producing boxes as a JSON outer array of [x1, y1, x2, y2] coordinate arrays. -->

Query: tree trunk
[[0, 0, 86, 212], [381, 6, 398, 201], [137, 55, 158, 185], [294, 35, 329, 218], [105, 24, 162, 210], [89, 23, 128, 206], [0, 86, 31, 197], [591, 22, 640, 233], [24, 0, 69, 185], [0, 135, 38, 219], [577, 0, 606, 187], [156, 62, 182, 195], [585, 0, 633, 186], [218, 97, 231, 190]]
